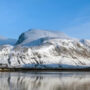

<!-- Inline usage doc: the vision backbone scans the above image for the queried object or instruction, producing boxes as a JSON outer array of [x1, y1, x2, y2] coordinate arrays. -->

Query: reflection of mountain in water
[[0, 72, 90, 90]]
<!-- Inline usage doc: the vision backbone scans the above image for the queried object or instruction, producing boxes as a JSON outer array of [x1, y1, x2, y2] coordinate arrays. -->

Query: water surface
[[0, 71, 90, 90]]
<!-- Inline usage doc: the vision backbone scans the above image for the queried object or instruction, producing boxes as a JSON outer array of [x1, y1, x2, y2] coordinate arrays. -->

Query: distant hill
[[0, 36, 16, 45]]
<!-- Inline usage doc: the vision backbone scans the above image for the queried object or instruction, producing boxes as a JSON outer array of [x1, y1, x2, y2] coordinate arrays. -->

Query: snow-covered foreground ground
[[0, 29, 90, 69]]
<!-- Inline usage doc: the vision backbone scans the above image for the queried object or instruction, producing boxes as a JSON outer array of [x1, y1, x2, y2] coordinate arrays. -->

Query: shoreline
[[1, 68, 90, 72]]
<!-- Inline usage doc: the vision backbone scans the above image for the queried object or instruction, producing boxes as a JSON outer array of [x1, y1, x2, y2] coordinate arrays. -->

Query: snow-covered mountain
[[0, 29, 90, 69], [16, 29, 70, 46], [0, 36, 16, 45], [80, 39, 90, 48]]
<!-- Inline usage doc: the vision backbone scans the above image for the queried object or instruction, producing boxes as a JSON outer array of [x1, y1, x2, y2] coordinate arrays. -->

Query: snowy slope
[[16, 29, 70, 46], [80, 39, 90, 48], [0, 38, 90, 68], [0, 29, 90, 69]]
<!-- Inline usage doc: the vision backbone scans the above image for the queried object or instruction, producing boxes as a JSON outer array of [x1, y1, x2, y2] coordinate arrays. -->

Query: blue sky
[[0, 0, 90, 39]]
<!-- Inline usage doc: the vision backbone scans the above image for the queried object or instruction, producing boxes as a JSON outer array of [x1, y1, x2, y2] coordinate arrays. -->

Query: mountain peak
[[16, 29, 70, 46]]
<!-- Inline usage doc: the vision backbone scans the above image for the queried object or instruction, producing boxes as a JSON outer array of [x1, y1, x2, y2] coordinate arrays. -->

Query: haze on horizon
[[0, 0, 90, 39]]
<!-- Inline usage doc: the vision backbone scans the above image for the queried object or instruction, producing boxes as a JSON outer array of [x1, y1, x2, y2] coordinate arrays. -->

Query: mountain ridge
[[16, 29, 70, 46], [0, 29, 90, 69]]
